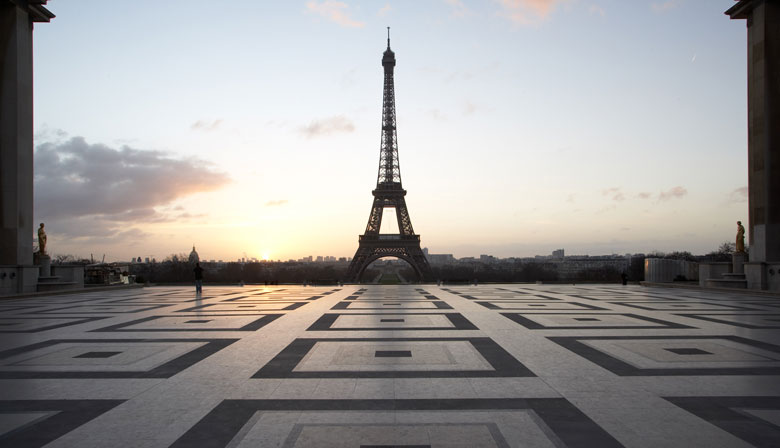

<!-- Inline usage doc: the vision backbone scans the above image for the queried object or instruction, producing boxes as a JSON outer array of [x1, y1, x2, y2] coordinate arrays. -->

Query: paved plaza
[[0, 284, 779, 447]]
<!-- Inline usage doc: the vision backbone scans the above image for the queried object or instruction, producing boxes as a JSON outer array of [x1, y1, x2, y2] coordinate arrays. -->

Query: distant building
[[427, 253, 456, 265], [552, 249, 564, 259], [480, 254, 496, 263], [188, 246, 200, 264]]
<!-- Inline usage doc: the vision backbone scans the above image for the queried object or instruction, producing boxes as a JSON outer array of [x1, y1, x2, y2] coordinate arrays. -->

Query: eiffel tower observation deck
[[345, 29, 433, 283]]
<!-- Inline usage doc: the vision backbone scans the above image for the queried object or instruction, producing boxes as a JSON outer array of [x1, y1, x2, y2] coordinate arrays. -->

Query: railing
[[360, 234, 419, 242]]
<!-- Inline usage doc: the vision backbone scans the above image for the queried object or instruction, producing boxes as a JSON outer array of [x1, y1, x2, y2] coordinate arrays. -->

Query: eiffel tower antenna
[[345, 32, 433, 283]]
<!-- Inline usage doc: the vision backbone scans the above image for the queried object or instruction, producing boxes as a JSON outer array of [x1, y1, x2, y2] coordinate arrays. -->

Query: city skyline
[[32, 1, 748, 262]]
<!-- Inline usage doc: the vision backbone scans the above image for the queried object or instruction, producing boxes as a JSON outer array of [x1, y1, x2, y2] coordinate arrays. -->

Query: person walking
[[193, 262, 204, 293]]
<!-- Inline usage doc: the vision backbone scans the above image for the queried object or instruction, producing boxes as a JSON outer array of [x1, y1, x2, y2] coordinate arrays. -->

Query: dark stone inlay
[[178, 302, 306, 312], [91, 315, 282, 332], [384, 303, 401, 306], [331, 302, 453, 310], [500, 312, 692, 330], [375, 350, 412, 358], [0, 338, 238, 379], [574, 318, 600, 321], [478, 301, 606, 311], [361, 445, 431, 448], [306, 313, 477, 331], [0, 399, 125, 447], [678, 314, 780, 329], [664, 348, 712, 355], [253, 337, 533, 378], [613, 302, 759, 311], [74, 351, 122, 359], [665, 396, 780, 448], [170, 398, 622, 448], [38, 304, 172, 314], [548, 335, 780, 376]]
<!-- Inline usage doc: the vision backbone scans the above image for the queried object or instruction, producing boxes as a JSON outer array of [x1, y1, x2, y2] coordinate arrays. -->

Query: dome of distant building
[[188, 245, 200, 264]]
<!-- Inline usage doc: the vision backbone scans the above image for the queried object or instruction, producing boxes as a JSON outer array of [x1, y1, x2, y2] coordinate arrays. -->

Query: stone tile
[[2, 284, 779, 447]]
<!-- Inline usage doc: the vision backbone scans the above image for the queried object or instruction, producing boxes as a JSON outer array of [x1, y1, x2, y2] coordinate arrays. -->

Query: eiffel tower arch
[[345, 30, 433, 283]]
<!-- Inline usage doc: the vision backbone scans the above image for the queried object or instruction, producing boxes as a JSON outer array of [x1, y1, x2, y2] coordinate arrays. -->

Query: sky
[[32, 0, 749, 262]]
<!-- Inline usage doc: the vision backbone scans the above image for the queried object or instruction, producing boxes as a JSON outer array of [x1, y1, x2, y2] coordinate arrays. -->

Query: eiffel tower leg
[[404, 245, 433, 282], [345, 245, 373, 282]]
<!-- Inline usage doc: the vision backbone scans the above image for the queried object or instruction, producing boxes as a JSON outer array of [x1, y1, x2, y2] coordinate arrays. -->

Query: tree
[[704, 242, 736, 262]]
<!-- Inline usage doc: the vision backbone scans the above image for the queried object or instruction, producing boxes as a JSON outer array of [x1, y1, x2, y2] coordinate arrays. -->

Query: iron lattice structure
[[345, 31, 433, 283]]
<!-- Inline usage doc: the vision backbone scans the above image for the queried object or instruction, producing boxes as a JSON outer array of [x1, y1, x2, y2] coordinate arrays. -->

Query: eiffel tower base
[[345, 237, 433, 283]]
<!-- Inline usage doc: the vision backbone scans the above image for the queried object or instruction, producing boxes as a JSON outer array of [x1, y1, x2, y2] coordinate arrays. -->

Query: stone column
[[0, 1, 53, 267], [727, 0, 780, 291], [727, 0, 780, 263]]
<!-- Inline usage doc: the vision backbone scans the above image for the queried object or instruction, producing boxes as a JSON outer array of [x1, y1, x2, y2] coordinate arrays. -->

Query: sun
[[262, 253, 270, 261]]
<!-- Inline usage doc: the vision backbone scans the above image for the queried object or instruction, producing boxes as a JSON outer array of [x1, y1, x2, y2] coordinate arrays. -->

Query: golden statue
[[736, 220, 745, 253], [37, 223, 48, 254]]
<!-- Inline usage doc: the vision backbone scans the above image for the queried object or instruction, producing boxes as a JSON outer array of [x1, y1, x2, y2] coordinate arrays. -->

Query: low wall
[[644, 258, 698, 283], [0, 266, 39, 295], [745, 262, 780, 291], [699, 262, 732, 287], [51, 265, 85, 287]]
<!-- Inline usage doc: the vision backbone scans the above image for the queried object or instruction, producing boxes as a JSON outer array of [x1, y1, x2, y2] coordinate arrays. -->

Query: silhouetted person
[[193, 262, 204, 293], [621, 272, 628, 286]]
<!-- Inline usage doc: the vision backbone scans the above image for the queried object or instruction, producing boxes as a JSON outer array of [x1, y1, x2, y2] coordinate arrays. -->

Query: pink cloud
[[306, 1, 365, 28], [728, 186, 748, 203], [497, 0, 561, 24], [602, 187, 625, 202], [658, 186, 687, 201]]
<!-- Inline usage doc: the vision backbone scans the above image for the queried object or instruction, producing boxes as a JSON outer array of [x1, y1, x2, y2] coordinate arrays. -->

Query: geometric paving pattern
[[0, 284, 778, 447]]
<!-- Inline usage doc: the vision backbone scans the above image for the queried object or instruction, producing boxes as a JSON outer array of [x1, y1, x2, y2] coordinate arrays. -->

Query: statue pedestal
[[38, 254, 51, 277], [732, 252, 747, 274]]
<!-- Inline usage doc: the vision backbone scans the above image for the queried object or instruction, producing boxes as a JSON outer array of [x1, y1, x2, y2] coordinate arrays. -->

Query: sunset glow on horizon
[[32, 1, 748, 262]]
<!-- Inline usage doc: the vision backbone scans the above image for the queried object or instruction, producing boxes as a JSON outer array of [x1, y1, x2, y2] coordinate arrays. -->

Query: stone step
[[37, 281, 80, 292], [706, 278, 747, 289], [722, 273, 746, 280], [37, 275, 61, 283]]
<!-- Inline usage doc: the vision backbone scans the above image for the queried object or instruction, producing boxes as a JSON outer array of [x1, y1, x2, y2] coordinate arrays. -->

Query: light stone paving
[[0, 284, 778, 447]]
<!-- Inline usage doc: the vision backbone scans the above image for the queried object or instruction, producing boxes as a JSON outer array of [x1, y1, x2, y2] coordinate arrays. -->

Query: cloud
[[265, 199, 289, 207], [651, 0, 680, 13], [306, 1, 365, 28], [588, 4, 605, 17], [300, 115, 355, 138], [637, 192, 652, 200], [378, 3, 391, 16], [191, 119, 223, 131], [728, 186, 748, 203], [444, 0, 470, 17], [497, 0, 561, 24], [602, 187, 625, 202], [658, 186, 687, 201], [34, 136, 230, 240], [463, 101, 477, 116]]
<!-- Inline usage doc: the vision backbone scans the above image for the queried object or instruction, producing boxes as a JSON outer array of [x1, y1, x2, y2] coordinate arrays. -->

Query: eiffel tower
[[345, 29, 433, 283]]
